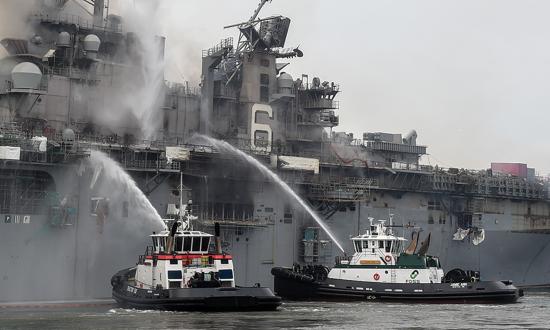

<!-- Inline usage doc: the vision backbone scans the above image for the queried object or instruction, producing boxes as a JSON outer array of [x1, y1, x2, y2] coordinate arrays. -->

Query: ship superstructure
[[0, 0, 549, 301]]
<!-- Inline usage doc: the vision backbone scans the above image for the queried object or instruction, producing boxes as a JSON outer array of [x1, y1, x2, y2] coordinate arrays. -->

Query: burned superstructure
[[0, 0, 549, 301]]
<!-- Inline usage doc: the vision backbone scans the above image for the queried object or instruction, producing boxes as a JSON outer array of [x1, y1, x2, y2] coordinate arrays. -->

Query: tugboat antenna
[[179, 171, 183, 222]]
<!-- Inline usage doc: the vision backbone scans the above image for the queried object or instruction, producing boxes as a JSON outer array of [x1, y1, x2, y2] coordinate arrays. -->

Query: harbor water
[[1, 292, 548, 329]]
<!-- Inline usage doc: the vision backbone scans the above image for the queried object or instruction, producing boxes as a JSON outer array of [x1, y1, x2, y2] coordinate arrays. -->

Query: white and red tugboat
[[272, 217, 523, 303], [111, 200, 281, 311]]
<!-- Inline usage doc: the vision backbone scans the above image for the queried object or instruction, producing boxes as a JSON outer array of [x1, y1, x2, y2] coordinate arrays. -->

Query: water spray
[[195, 135, 345, 254], [88, 150, 165, 230]]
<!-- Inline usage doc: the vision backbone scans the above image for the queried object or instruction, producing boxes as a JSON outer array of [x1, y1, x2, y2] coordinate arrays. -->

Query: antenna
[[248, 0, 271, 24], [224, 0, 289, 54], [179, 171, 183, 221]]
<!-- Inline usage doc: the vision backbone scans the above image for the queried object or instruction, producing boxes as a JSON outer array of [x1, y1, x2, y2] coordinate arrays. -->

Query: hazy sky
[[5, 0, 550, 174]]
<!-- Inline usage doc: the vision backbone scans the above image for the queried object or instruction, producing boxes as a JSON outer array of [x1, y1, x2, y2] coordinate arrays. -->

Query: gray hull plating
[[1, 174, 550, 302]]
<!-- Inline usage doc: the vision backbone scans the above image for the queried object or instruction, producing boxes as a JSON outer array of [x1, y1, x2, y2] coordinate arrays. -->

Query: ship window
[[152, 237, 158, 251], [175, 237, 183, 251], [218, 269, 233, 280], [362, 241, 368, 250], [379, 241, 384, 249], [428, 200, 442, 211], [201, 237, 210, 252], [221, 259, 229, 264], [183, 237, 191, 251], [260, 86, 269, 102], [192, 237, 201, 251], [386, 241, 392, 253], [168, 270, 182, 279], [354, 241, 360, 252], [159, 238, 166, 252]]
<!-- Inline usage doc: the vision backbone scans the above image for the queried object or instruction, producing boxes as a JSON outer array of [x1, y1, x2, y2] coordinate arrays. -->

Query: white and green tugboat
[[272, 218, 523, 303]]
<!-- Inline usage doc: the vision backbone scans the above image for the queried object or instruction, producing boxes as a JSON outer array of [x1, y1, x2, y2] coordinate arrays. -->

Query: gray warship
[[0, 0, 549, 302]]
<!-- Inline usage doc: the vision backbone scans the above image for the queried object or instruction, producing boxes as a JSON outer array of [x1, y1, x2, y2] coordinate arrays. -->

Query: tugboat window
[[386, 241, 392, 253], [168, 270, 182, 279], [379, 241, 384, 249], [192, 237, 201, 251], [362, 241, 368, 249], [152, 237, 158, 251], [175, 237, 183, 251], [201, 237, 210, 252], [159, 238, 166, 252], [183, 237, 191, 251], [218, 269, 233, 280]]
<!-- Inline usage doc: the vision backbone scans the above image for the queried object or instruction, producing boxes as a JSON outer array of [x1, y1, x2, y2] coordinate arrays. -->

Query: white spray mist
[[88, 150, 164, 230], [195, 135, 346, 253], [82, 0, 166, 140]]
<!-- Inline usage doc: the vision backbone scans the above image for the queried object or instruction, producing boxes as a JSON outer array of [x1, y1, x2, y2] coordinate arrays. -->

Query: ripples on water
[[1, 292, 548, 329]]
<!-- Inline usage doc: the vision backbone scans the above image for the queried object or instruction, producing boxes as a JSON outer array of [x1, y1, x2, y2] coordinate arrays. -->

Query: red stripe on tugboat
[[145, 254, 233, 260]]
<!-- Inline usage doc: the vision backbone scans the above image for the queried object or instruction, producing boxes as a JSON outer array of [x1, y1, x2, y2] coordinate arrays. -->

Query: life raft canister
[[373, 273, 380, 281], [384, 255, 392, 263]]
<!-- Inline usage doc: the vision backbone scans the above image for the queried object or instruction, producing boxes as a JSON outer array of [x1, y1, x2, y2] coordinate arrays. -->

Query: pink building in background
[[491, 162, 528, 178]]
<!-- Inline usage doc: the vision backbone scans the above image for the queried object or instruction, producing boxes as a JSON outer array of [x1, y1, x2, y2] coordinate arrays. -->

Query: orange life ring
[[373, 273, 380, 281], [384, 255, 392, 263]]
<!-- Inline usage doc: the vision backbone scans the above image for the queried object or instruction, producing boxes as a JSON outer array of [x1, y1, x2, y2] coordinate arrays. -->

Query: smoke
[[1, 150, 166, 301], [110, 1, 203, 85], [70, 1, 166, 140], [0, 0, 39, 58], [80, 0, 202, 140]]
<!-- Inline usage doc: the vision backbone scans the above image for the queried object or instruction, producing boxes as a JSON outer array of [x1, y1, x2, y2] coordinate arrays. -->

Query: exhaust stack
[[93, 0, 105, 28], [167, 220, 179, 254], [214, 222, 222, 254]]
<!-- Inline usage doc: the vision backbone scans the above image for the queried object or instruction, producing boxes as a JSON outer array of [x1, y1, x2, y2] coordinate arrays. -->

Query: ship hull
[[271, 267, 522, 303], [111, 268, 281, 311], [2, 166, 550, 302]]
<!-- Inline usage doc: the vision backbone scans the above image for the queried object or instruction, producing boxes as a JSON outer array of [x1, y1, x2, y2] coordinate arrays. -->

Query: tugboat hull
[[112, 269, 281, 311], [271, 267, 522, 304]]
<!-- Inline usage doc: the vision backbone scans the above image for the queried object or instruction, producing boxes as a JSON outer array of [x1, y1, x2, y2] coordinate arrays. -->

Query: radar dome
[[277, 72, 294, 95], [83, 34, 101, 59], [403, 129, 418, 146], [11, 62, 42, 89], [277, 72, 294, 89], [62, 128, 75, 142], [57, 31, 71, 47]]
